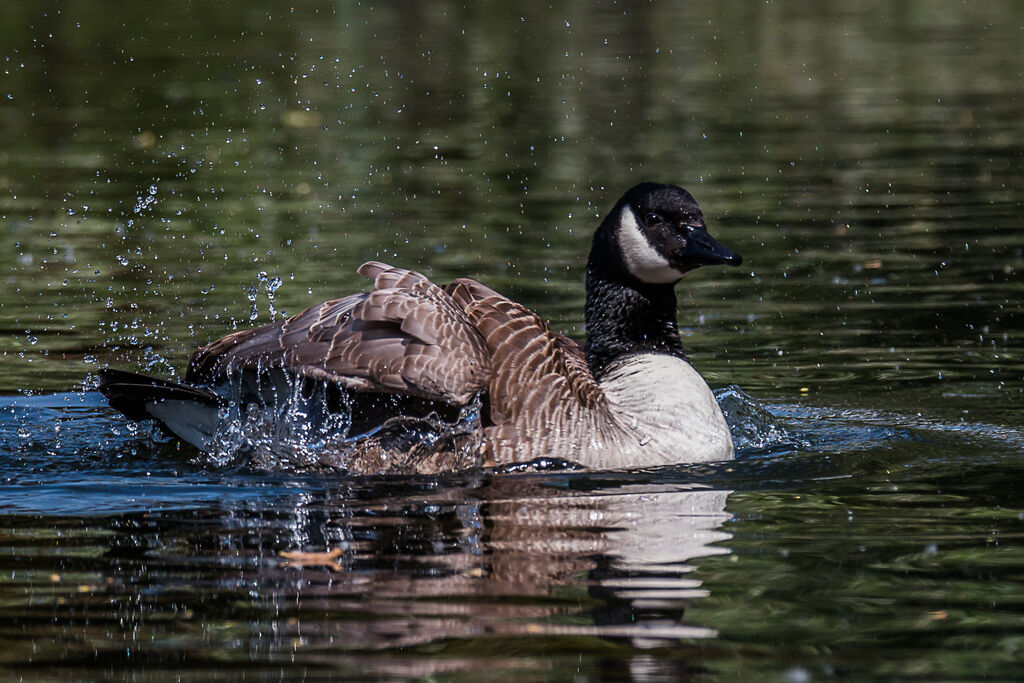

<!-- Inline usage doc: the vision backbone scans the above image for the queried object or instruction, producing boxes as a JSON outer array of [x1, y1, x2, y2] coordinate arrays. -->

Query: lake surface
[[2, 1, 1023, 679]]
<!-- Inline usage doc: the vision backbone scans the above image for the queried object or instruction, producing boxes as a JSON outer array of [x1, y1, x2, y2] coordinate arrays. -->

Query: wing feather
[[186, 263, 491, 404], [456, 287, 606, 462]]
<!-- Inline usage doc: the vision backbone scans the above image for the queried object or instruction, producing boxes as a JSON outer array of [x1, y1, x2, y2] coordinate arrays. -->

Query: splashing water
[[714, 385, 804, 453], [203, 368, 485, 474], [247, 271, 284, 322], [208, 371, 353, 470], [188, 378, 789, 474], [132, 183, 159, 214], [246, 283, 260, 323]]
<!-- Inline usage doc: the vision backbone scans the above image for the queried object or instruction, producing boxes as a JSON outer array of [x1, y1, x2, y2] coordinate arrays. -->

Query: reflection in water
[[247, 482, 729, 653], [0, 477, 730, 677], [485, 486, 730, 644], [3, 392, 1024, 678]]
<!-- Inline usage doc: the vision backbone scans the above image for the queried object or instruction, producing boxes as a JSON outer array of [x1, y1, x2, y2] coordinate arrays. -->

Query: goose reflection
[[252, 477, 733, 655], [92, 475, 731, 677]]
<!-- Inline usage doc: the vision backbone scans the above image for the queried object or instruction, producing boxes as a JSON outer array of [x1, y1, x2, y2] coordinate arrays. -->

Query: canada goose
[[98, 182, 742, 473]]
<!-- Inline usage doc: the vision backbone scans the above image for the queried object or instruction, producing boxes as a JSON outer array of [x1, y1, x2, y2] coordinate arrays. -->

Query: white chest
[[596, 354, 734, 465]]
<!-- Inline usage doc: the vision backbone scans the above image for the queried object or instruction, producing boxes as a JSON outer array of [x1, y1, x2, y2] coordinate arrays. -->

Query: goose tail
[[97, 369, 224, 450]]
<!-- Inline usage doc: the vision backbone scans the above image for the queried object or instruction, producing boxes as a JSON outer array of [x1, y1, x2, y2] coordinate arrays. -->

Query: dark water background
[[2, 1, 1023, 680]]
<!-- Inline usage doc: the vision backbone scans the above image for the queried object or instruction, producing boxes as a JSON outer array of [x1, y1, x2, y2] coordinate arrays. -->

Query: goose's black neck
[[583, 253, 686, 378]]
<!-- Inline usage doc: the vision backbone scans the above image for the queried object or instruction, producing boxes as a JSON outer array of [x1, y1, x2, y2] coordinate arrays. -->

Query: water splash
[[247, 271, 284, 322], [715, 385, 804, 454], [203, 370, 484, 474], [193, 382, 794, 473], [133, 184, 159, 214], [246, 283, 260, 323]]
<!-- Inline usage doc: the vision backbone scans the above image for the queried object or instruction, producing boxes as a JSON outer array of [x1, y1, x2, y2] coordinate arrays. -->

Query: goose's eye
[[644, 212, 662, 225]]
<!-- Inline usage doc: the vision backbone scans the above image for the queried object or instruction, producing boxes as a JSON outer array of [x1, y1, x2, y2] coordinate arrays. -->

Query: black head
[[593, 182, 742, 285]]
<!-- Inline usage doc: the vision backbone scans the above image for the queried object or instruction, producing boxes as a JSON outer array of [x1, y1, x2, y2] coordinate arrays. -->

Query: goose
[[98, 182, 742, 473]]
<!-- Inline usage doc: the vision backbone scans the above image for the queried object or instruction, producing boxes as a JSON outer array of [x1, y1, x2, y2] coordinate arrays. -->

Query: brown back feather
[[457, 285, 605, 432]]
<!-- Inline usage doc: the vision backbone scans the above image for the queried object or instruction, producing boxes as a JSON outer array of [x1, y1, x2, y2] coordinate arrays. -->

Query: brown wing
[[448, 278, 606, 458], [186, 262, 492, 405]]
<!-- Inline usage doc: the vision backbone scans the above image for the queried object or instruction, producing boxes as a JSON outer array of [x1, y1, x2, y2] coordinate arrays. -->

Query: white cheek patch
[[616, 206, 684, 284]]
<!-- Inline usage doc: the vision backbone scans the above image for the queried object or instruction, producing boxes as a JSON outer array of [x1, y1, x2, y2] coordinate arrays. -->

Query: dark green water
[[2, 1, 1023, 680]]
